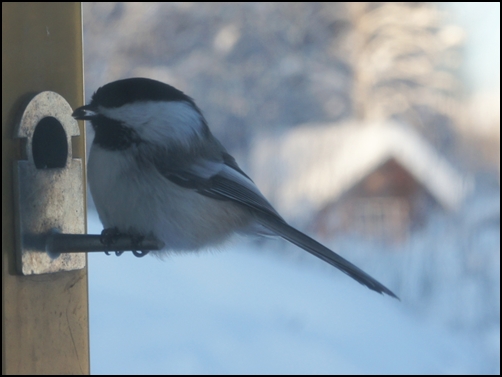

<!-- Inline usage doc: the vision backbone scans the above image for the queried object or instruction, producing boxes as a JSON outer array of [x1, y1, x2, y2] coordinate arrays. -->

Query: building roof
[[250, 121, 473, 221]]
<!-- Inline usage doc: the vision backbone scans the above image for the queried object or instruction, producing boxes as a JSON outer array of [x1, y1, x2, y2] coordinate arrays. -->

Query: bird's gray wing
[[154, 153, 399, 299], [154, 151, 282, 219]]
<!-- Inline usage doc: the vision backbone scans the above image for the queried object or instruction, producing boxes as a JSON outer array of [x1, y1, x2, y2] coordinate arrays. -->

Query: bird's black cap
[[89, 77, 195, 109]]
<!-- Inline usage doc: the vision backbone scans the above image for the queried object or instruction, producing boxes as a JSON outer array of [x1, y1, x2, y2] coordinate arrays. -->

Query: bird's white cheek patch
[[98, 101, 205, 146]]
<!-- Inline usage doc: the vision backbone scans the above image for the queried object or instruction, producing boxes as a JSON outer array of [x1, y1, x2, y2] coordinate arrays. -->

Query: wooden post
[[2, 3, 89, 374]]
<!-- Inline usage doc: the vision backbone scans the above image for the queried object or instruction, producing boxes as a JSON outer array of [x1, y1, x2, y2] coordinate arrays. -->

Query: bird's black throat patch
[[91, 115, 142, 150]]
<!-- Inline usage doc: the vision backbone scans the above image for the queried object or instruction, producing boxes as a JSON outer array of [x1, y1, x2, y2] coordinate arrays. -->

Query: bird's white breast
[[88, 144, 252, 252]]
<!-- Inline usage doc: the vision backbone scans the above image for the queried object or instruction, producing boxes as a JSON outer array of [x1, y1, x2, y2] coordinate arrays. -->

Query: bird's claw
[[132, 249, 150, 257]]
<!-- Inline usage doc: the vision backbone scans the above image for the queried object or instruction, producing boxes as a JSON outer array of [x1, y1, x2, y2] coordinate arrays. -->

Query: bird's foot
[[131, 235, 150, 258], [100, 228, 150, 257], [100, 227, 123, 255]]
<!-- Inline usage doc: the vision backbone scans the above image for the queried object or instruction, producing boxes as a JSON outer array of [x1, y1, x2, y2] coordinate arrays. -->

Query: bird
[[72, 77, 398, 299]]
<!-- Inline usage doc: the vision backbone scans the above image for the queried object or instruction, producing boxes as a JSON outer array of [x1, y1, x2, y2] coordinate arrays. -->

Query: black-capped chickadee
[[73, 78, 398, 299]]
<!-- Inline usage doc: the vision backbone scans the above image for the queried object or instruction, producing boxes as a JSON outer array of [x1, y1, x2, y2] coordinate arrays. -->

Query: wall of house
[[312, 158, 440, 245]]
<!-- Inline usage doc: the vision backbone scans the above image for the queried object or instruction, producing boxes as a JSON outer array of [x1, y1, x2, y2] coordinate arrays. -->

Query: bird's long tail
[[258, 216, 399, 299]]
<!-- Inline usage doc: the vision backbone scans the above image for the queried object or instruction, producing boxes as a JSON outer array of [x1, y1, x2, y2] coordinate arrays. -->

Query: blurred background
[[83, 2, 500, 374]]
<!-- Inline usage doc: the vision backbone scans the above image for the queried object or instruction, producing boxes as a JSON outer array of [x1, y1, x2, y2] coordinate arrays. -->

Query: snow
[[87, 211, 495, 374]]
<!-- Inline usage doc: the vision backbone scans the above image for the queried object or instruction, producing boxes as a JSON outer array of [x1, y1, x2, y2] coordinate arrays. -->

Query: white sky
[[442, 2, 500, 93]]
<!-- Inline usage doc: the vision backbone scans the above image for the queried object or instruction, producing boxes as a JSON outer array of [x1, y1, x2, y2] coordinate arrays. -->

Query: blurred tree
[[347, 2, 465, 155], [83, 2, 465, 158]]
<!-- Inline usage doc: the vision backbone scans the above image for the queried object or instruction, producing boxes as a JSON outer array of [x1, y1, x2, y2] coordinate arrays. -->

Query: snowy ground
[[88, 212, 492, 374]]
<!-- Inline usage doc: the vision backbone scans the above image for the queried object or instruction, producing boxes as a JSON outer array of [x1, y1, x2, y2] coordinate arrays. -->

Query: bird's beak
[[72, 104, 98, 120]]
